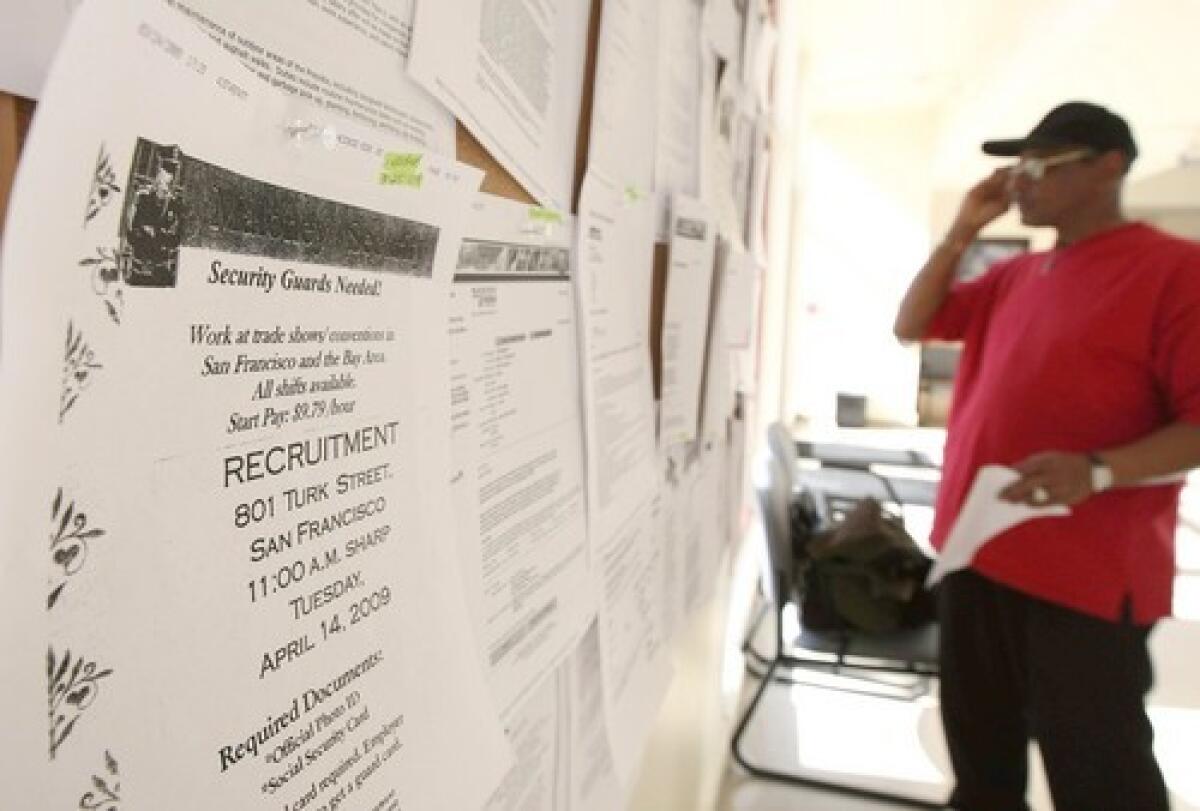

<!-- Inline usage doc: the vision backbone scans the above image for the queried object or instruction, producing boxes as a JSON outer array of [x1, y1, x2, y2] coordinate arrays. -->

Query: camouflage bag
[[799, 498, 934, 634]]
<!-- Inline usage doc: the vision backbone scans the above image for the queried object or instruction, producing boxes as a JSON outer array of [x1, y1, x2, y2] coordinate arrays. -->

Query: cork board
[[0, 92, 36, 237]]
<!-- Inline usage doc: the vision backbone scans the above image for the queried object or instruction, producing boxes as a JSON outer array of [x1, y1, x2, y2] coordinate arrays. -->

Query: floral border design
[[79, 750, 121, 810], [49, 647, 113, 759], [60, 321, 102, 423], [48, 487, 106, 610], [85, 145, 121, 227]]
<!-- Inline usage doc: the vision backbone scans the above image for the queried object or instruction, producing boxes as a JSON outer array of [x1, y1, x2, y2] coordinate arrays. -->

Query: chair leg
[[731, 652, 783, 773], [731, 653, 947, 809], [741, 598, 775, 680], [741, 598, 772, 658]]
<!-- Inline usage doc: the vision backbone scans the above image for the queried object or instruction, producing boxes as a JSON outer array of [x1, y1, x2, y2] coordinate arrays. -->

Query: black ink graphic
[[48, 647, 113, 759], [674, 216, 707, 241], [48, 487, 106, 610], [84, 145, 122, 227], [455, 239, 570, 283], [120, 143, 181, 288], [60, 321, 102, 423], [123, 137, 440, 276], [79, 247, 128, 325], [79, 750, 121, 811]]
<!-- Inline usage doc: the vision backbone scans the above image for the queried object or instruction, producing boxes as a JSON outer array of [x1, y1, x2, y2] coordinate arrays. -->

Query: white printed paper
[[738, 0, 768, 103], [659, 195, 717, 447], [589, 0, 658, 196], [747, 116, 770, 263], [680, 443, 725, 614], [654, 0, 703, 225], [926, 465, 1070, 586], [717, 244, 762, 393], [699, 251, 735, 444], [656, 454, 687, 649], [448, 194, 593, 717], [565, 623, 626, 811], [702, 0, 743, 65], [483, 669, 565, 811], [696, 44, 719, 209], [409, 0, 591, 210], [574, 170, 657, 526], [593, 492, 670, 782], [482, 622, 623, 811], [574, 170, 669, 782], [719, 245, 758, 350], [710, 69, 756, 248], [167, 0, 455, 154], [0, 2, 508, 808]]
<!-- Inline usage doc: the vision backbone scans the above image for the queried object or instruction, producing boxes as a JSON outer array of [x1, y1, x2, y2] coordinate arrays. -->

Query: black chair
[[731, 424, 946, 808]]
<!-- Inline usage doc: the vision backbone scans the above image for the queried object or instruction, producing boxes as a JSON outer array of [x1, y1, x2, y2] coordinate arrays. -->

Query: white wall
[[785, 108, 936, 426], [624, 537, 762, 810], [1128, 164, 1200, 240]]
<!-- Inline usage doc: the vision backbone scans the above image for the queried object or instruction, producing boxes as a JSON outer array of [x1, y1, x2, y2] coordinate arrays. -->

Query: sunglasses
[[1010, 148, 1095, 181]]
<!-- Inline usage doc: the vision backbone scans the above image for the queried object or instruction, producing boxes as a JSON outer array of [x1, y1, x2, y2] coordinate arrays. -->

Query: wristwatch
[[1089, 452, 1115, 493]]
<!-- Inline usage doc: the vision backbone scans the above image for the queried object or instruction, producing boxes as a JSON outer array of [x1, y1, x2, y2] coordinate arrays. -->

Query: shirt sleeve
[[1153, 259, 1200, 425], [921, 262, 1007, 343]]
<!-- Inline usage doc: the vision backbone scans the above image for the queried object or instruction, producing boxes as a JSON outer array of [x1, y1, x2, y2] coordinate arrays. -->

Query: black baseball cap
[[981, 101, 1138, 164]]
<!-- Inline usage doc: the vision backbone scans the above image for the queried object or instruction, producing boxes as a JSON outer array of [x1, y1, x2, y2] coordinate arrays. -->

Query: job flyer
[[0, 1, 507, 808]]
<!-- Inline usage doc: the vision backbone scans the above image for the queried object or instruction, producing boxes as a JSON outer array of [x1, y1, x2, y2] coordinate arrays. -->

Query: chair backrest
[[755, 454, 795, 610], [794, 441, 937, 471], [766, 421, 799, 482]]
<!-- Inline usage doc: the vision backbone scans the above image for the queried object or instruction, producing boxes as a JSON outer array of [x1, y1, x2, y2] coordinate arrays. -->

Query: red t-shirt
[[926, 222, 1200, 623]]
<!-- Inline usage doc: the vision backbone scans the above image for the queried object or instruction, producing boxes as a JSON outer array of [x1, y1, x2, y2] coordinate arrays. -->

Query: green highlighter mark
[[379, 152, 423, 188], [528, 207, 563, 225]]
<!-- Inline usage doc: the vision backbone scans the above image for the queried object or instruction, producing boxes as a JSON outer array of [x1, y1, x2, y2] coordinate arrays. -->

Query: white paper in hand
[[927, 465, 1070, 587]]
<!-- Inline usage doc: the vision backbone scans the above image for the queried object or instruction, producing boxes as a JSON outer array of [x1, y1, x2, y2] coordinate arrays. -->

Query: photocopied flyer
[[0, 1, 508, 808]]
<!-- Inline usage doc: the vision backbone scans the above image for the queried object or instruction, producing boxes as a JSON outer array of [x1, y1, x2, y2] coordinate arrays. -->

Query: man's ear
[[1098, 150, 1130, 177]]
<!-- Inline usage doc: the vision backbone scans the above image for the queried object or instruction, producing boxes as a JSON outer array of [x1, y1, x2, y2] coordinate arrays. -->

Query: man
[[126, 156, 181, 286], [895, 101, 1200, 809]]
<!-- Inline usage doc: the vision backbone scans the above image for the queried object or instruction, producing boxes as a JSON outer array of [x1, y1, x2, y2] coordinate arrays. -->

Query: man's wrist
[[940, 222, 983, 255], [939, 231, 974, 254]]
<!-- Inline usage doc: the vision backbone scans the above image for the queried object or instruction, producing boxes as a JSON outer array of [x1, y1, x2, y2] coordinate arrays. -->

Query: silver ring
[[1032, 486, 1050, 505]]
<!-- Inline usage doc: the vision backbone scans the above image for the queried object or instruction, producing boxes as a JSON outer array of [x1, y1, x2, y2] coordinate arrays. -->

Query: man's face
[[154, 168, 174, 196], [1009, 146, 1106, 227]]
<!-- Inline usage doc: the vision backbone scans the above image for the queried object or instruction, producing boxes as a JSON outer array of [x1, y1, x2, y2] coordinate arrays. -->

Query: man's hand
[[951, 168, 1013, 236], [999, 452, 1093, 507], [893, 168, 1016, 343]]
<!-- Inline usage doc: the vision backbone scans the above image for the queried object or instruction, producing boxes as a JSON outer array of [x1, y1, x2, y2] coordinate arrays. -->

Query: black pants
[[938, 570, 1169, 811]]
